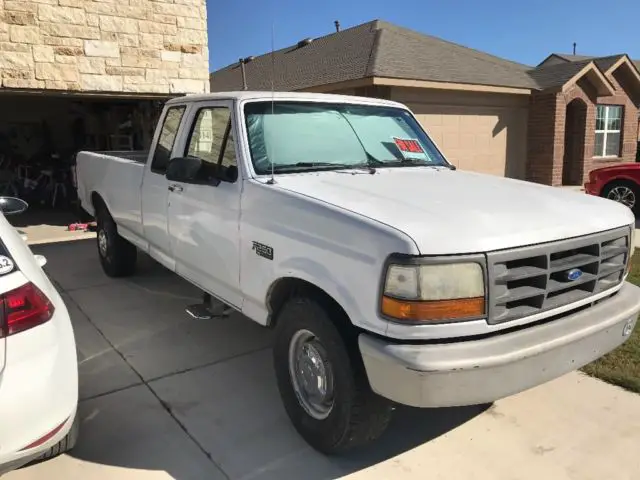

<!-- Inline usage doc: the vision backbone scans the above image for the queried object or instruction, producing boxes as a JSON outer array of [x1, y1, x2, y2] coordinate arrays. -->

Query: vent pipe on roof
[[297, 38, 314, 48], [334, 20, 340, 32], [573, 42, 577, 55], [239, 57, 247, 90]]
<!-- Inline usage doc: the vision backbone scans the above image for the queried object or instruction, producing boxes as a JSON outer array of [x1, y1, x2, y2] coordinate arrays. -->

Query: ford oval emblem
[[565, 268, 583, 282]]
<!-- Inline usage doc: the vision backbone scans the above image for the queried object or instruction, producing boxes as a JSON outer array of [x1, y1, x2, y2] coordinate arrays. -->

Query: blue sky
[[207, 0, 640, 72]]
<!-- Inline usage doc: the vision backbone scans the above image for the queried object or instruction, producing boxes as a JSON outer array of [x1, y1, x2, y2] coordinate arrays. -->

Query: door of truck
[[141, 105, 188, 270], [166, 100, 242, 308]]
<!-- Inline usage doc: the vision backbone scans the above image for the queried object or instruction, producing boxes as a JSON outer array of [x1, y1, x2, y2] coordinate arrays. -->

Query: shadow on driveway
[[68, 398, 487, 480], [28, 239, 487, 480]]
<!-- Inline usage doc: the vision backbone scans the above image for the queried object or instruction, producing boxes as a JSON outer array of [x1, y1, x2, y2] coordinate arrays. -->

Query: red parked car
[[585, 163, 640, 214]]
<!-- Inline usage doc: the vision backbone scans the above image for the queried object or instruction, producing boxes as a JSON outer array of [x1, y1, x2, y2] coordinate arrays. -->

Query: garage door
[[408, 104, 528, 178], [391, 89, 529, 179]]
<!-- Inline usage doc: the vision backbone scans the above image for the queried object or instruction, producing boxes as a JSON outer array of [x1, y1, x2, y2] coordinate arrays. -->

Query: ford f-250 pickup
[[76, 91, 640, 454]]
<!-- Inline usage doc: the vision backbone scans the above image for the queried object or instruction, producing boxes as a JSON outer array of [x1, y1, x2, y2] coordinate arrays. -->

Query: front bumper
[[359, 282, 640, 408], [584, 181, 597, 195]]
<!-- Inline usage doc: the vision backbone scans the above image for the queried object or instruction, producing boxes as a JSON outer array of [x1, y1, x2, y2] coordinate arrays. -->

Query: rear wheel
[[96, 206, 137, 277], [602, 180, 639, 214], [273, 295, 393, 454]]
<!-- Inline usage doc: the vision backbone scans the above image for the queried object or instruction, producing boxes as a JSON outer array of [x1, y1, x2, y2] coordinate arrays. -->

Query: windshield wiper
[[270, 162, 357, 172], [371, 158, 454, 169]]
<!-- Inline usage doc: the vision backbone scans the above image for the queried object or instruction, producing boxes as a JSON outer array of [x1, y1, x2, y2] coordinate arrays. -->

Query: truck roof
[[166, 91, 407, 109]]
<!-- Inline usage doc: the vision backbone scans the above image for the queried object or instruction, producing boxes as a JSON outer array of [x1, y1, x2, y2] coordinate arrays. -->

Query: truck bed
[[75, 150, 148, 236], [89, 150, 150, 163]]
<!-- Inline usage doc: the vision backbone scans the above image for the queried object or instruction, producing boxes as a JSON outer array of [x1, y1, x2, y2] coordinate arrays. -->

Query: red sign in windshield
[[393, 138, 424, 154]]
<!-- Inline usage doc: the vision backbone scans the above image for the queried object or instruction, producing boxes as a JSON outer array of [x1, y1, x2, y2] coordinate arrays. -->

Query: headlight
[[381, 261, 485, 322]]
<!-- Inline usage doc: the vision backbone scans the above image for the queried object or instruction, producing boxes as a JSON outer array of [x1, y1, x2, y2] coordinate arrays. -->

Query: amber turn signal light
[[381, 295, 485, 321]]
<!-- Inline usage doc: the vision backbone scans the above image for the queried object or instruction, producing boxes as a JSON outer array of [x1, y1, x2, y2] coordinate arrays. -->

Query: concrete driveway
[[6, 239, 640, 480]]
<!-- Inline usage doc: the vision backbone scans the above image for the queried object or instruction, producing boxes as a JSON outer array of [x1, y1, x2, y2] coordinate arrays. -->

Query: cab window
[[183, 107, 236, 183]]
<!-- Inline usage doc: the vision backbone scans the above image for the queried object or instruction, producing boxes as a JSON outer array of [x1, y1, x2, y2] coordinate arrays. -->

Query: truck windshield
[[244, 101, 449, 174]]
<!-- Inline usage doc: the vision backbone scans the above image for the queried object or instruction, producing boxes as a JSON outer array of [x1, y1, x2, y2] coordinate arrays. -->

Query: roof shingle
[[210, 21, 379, 92], [209, 21, 640, 94], [368, 21, 537, 88], [553, 53, 595, 62], [527, 59, 595, 90], [592, 54, 626, 72], [545, 53, 629, 71], [210, 20, 538, 92]]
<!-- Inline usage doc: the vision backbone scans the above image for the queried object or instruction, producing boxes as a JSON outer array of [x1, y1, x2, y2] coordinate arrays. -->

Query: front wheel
[[602, 180, 639, 214], [96, 207, 137, 277], [273, 295, 393, 454]]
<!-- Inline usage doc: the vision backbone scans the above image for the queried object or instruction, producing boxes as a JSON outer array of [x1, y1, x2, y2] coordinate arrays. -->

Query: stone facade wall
[[0, 0, 209, 94]]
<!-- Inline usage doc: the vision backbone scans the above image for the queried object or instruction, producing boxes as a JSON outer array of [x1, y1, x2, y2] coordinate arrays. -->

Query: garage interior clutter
[[0, 93, 164, 226]]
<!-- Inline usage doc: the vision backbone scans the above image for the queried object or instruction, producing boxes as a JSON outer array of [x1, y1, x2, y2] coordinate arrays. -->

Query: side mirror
[[221, 165, 238, 183], [166, 156, 202, 183], [0, 197, 28, 216]]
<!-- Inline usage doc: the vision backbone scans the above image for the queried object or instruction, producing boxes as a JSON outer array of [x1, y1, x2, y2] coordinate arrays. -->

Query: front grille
[[486, 227, 630, 324]]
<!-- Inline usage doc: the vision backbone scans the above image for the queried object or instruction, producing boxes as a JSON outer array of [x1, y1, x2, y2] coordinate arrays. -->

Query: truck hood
[[272, 167, 634, 254]]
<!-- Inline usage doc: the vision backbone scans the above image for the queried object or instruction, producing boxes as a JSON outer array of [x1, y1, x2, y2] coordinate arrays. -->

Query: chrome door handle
[[168, 184, 183, 193]]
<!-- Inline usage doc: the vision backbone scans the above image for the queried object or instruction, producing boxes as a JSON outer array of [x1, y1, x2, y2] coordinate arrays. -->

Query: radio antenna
[[267, 20, 276, 185]]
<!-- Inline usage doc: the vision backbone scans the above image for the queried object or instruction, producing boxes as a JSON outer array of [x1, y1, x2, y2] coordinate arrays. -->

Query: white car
[[0, 197, 79, 474]]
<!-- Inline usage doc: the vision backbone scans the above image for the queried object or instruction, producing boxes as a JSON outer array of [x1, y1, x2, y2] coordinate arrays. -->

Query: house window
[[595, 105, 623, 157]]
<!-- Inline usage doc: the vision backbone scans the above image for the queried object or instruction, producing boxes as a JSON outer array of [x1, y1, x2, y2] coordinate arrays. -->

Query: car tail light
[[0, 282, 54, 338]]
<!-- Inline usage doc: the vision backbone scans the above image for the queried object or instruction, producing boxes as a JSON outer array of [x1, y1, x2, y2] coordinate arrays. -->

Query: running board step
[[185, 303, 233, 320]]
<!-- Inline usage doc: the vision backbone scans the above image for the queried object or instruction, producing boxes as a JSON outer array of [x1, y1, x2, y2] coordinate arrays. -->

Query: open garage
[[0, 92, 169, 235], [0, 0, 209, 233]]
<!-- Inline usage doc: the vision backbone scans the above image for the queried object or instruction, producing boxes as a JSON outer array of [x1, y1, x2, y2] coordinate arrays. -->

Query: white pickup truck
[[76, 91, 640, 454]]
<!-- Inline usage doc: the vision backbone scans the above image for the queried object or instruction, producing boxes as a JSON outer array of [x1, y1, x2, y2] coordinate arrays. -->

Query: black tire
[[273, 295, 393, 455], [601, 180, 639, 214], [38, 414, 80, 461], [96, 206, 137, 277]]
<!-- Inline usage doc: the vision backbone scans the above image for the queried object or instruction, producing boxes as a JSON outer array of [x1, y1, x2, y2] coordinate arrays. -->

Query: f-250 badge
[[252, 241, 274, 261]]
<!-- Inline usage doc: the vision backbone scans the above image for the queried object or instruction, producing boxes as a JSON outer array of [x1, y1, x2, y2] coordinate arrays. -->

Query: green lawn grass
[[581, 253, 640, 393]]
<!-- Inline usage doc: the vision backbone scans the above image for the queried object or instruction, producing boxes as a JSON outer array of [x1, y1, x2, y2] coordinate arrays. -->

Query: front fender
[[90, 190, 109, 216], [605, 174, 640, 188], [273, 255, 364, 320], [239, 180, 418, 337]]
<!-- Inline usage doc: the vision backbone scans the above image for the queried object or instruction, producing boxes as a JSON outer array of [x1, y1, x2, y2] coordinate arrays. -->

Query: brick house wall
[[526, 69, 639, 186], [526, 93, 559, 185], [0, 0, 209, 94], [593, 71, 639, 163]]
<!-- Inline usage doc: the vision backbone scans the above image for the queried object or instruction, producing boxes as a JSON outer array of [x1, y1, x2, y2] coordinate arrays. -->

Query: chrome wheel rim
[[98, 229, 108, 257], [607, 186, 636, 209], [288, 329, 334, 420]]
